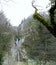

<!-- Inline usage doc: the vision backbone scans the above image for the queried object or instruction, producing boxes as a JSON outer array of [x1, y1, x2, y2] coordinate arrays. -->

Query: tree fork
[[32, 0, 56, 37]]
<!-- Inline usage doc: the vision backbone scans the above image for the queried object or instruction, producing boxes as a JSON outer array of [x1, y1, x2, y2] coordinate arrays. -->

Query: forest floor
[[13, 61, 36, 65], [13, 61, 56, 65]]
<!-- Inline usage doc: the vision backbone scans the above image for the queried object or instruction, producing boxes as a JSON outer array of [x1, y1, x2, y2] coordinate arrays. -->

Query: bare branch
[[32, 0, 38, 11], [32, 0, 56, 37]]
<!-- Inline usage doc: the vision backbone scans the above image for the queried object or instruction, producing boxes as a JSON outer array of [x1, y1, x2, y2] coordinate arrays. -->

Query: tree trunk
[[33, 0, 56, 37]]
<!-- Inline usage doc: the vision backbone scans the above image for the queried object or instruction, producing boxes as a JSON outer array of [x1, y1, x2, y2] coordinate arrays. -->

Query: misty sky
[[0, 0, 50, 26]]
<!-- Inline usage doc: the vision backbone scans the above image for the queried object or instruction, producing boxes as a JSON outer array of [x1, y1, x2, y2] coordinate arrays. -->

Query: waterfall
[[15, 38, 25, 61], [15, 39, 19, 48]]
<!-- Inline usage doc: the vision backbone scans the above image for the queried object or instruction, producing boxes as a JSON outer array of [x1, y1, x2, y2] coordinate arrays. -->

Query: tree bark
[[33, 12, 56, 37], [33, 0, 56, 37]]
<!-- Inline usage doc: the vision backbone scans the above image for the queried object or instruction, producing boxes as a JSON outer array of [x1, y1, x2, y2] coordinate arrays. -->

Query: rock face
[[3, 36, 25, 65], [3, 13, 49, 65], [17, 16, 32, 32]]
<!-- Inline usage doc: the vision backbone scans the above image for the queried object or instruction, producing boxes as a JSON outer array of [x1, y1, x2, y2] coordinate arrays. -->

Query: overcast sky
[[0, 0, 50, 26]]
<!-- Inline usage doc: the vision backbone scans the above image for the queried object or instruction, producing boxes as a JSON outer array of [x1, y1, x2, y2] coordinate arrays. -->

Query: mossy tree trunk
[[33, 0, 56, 37]]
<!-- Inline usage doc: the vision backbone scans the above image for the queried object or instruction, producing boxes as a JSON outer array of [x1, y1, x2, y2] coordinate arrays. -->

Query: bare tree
[[32, 0, 56, 37]]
